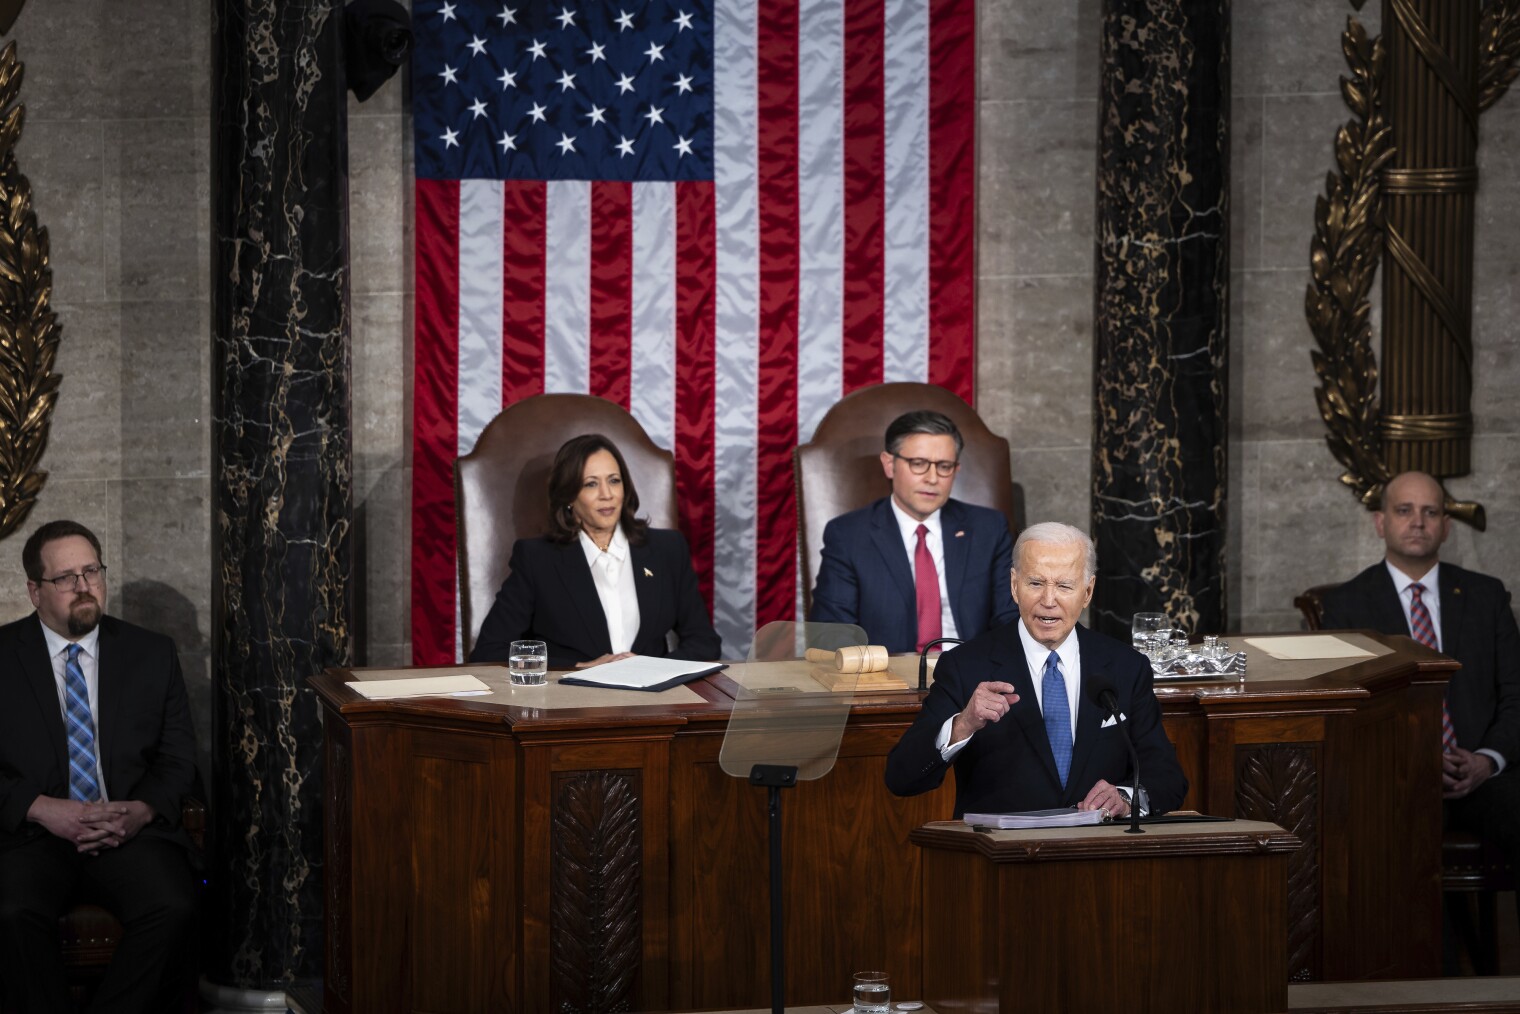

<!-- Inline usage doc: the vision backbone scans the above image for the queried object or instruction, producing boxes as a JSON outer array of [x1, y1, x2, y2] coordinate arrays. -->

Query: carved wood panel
[[1236, 743, 1320, 981], [550, 770, 643, 1014]]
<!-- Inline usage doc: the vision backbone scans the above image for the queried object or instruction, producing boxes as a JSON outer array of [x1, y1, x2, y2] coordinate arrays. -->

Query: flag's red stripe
[[755, 1, 801, 627], [412, 178, 461, 664], [674, 182, 717, 613], [501, 181, 547, 406], [842, 0, 886, 394], [589, 181, 633, 410], [927, 0, 976, 403]]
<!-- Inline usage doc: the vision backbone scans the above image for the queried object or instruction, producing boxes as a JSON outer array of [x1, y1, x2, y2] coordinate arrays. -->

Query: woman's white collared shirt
[[579, 527, 641, 654]]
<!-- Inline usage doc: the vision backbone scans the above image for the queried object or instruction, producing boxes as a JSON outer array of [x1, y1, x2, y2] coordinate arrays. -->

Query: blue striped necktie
[[1042, 650, 1072, 788], [63, 644, 101, 802]]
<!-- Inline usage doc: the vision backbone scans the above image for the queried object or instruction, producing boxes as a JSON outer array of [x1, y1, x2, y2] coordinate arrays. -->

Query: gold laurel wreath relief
[[0, 37, 59, 540], [1306, 17, 1393, 511], [1308, 1, 1520, 528]]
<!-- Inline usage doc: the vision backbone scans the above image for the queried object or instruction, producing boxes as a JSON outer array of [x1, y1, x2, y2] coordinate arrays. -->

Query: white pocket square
[[1100, 713, 1126, 729]]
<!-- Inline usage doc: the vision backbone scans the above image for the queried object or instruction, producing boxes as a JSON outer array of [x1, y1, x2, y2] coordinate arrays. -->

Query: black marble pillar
[[1091, 1, 1230, 638], [209, 0, 351, 992]]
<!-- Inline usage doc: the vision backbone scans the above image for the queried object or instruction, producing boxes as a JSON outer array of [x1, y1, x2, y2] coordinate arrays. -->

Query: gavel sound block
[[803, 646, 910, 692]]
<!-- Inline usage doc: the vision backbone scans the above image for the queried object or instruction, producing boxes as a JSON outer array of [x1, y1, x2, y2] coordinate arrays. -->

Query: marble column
[[209, 0, 352, 1003], [1090, 1, 1230, 638]]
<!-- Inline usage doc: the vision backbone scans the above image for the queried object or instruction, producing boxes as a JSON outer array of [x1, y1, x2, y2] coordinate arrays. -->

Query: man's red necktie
[[915, 524, 942, 653], [1409, 582, 1456, 753]]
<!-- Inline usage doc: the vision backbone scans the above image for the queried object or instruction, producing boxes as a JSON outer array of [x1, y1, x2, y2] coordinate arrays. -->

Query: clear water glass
[[853, 971, 890, 1013], [509, 639, 548, 686], [1131, 612, 1166, 658]]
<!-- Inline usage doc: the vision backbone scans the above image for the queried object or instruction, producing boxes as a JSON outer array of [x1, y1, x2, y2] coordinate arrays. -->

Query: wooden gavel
[[804, 645, 890, 673]]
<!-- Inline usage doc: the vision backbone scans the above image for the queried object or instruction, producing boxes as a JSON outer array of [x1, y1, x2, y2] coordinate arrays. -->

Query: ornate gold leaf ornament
[[1307, 0, 1520, 529], [0, 0, 60, 542]]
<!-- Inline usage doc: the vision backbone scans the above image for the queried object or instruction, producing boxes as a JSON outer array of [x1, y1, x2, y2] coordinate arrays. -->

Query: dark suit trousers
[[0, 833, 195, 1014], [1447, 769, 1520, 874]]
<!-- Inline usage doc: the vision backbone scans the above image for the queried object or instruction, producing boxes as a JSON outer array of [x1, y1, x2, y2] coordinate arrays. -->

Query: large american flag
[[410, 0, 975, 662]]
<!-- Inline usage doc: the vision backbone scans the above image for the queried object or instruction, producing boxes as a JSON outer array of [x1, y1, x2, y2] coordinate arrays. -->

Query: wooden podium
[[312, 634, 1445, 1012], [912, 819, 1300, 1013]]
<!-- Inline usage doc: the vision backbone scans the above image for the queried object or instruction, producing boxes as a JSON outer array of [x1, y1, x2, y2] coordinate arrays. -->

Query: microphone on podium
[[1087, 680, 1144, 834], [917, 638, 964, 694]]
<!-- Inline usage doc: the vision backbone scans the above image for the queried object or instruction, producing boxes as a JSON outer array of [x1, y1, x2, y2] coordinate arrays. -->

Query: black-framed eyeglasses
[[893, 454, 960, 477], [38, 565, 107, 591]]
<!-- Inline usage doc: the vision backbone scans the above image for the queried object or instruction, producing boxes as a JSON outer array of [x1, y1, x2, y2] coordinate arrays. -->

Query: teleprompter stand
[[720, 622, 864, 1014]]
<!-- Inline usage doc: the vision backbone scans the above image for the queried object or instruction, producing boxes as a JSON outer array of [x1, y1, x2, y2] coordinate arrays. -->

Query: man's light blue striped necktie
[[1042, 650, 1072, 788], [64, 644, 101, 802]]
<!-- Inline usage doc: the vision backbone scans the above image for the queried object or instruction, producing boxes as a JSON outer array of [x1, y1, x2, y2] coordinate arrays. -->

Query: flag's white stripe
[[796, 0, 845, 443], [456, 179, 506, 455], [881, 0, 931, 382], [630, 182, 677, 451], [543, 179, 592, 394], [712, 0, 760, 656]]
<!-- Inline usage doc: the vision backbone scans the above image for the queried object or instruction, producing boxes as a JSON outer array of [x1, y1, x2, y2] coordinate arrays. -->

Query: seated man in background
[[0, 520, 199, 1014], [808, 410, 1016, 654], [1320, 472, 1520, 904], [885, 522, 1186, 819]]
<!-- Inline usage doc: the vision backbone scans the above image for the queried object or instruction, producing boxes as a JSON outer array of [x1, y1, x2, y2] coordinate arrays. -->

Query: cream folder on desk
[[346, 674, 491, 699], [1242, 634, 1376, 660]]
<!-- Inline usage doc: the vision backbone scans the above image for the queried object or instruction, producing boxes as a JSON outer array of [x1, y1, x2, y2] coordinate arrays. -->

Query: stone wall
[[0, 1, 215, 766]]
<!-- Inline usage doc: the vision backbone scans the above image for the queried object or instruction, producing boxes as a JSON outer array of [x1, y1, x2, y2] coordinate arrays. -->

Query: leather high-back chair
[[1293, 584, 1341, 630], [455, 395, 678, 658], [794, 382, 1022, 613]]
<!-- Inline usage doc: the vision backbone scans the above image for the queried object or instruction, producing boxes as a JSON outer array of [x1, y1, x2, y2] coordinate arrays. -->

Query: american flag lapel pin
[[643, 567, 654, 578]]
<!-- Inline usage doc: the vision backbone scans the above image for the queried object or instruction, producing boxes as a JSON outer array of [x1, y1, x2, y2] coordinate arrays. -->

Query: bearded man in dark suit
[[885, 522, 1186, 820], [1320, 472, 1520, 895], [0, 520, 199, 1013]]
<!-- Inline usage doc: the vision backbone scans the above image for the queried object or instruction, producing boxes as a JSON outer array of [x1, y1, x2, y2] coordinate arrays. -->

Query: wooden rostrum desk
[[312, 632, 1453, 1014]]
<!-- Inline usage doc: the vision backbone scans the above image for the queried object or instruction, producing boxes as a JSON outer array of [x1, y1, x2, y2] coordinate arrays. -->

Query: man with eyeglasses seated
[[1320, 470, 1520, 967], [0, 519, 199, 1013], [809, 410, 1016, 654]]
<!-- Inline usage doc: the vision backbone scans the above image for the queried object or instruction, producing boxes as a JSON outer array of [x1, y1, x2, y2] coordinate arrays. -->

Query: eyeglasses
[[38, 565, 107, 591], [893, 454, 960, 477]]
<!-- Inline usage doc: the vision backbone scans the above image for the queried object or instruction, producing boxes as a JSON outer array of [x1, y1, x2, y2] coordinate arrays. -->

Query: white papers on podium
[[346, 674, 491, 699], [558, 655, 725, 692], [963, 807, 1109, 830], [1242, 634, 1376, 660]]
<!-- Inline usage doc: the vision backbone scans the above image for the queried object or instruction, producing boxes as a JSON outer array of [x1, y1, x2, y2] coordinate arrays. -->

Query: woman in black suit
[[469, 433, 723, 669]]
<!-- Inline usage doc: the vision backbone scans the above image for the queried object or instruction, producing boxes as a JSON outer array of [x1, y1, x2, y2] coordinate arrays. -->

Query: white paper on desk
[[346, 674, 491, 699], [963, 808, 1108, 830], [1241, 635, 1376, 660], [560, 654, 719, 690]]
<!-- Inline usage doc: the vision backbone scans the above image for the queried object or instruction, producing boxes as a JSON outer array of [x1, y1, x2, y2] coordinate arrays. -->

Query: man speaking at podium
[[885, 522, 1186, 820]]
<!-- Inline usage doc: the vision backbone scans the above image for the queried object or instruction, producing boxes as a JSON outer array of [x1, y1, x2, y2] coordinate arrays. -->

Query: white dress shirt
[[580, 527, 641, 655], [888, 498, 959, 641], [40, 618, 109, 800], [1388, 560, 1506, 772]]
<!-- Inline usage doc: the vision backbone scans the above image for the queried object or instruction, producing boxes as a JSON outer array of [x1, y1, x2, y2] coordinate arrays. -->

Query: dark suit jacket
[[884, 621, 1187, 818], [808, 497, 1016, 654], [470, 528, 722, 669], [1321, 562, 1520, 763], [0, 614, 198, 852]]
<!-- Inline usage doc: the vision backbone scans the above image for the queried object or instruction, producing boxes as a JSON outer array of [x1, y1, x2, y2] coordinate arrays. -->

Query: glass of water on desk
[[509, 640, 548, 686], [1132, 612, 1166, 658], [853, 971, 889, 1013]]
